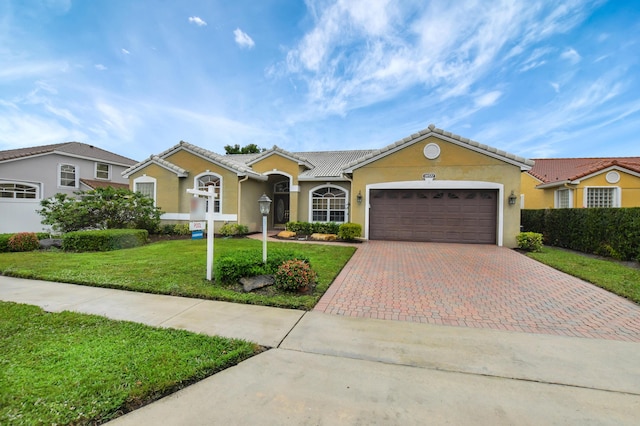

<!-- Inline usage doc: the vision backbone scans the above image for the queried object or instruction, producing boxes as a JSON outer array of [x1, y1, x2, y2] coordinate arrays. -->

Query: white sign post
[[186, 186, 217, 281]]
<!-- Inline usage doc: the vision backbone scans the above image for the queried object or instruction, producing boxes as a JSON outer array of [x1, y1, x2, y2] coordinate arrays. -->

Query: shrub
[[274, 259, 317, 292], [173, 223, 191, 235], [516, 232, 543, 252], [8, 233, 40, 252], [215, 249, 310, 285], [38, 187, 162, 233], [285, 221, 313, 235], [338, 223, 362, 241], [0, 234, 12, 253], [219, 223, 249, 237], [62, 229, 148, 252], [311, 222, 340, 234]]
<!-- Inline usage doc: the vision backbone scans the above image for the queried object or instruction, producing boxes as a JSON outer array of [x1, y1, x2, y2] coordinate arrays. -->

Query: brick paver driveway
[[315, 241, 640, 342]]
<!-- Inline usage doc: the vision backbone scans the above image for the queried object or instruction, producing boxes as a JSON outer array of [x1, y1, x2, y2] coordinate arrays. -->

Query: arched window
[[310, 185, 347, 223], [0, 182, 40, 199], [195, 173, 221, 213]]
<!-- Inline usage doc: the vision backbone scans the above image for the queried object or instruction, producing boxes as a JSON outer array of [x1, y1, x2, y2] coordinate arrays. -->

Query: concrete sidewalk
[[1, 276, 639, 424]]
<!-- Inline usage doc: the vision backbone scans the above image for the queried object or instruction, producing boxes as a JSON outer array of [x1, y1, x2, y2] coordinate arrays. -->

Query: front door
[[273, 193, 290, 228]]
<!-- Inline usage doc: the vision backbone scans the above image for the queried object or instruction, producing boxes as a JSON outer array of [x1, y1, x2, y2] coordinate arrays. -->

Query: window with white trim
[[134, 176, 156, 203], [555, 189, 572, 208], [0, 182, 40, 199], [195, 173, 221, 213], [58, 163, 78, 188], [585, 187, 618, 208], [95, 163, 111, 180], [311, 186, 347, 223]]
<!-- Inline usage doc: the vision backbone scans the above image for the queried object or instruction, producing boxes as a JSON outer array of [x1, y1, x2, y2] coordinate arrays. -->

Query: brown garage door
[[369, 189, 497, 244]]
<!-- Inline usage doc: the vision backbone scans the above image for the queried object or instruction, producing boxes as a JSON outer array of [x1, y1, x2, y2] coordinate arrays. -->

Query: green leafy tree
[[224, 143, 266, 154], [38, 187, 162, 233]]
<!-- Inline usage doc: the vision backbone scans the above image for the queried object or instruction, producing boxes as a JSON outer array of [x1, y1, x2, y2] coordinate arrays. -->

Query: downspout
[[342, 173, 353, 223], [237, 175, 249, 224]]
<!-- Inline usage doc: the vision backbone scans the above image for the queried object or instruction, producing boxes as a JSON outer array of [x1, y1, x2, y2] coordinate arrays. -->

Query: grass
[[0, 301, 261, 425], [526, 246, 640, 304], [0, 238, 356, 310]]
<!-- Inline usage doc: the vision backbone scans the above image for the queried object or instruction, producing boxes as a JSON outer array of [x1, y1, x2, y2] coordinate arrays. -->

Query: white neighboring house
[[0, 142, 137, 234]]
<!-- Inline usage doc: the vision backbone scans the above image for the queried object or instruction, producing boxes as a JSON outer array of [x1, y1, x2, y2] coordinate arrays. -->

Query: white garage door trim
[[365, 180, 504, 246]]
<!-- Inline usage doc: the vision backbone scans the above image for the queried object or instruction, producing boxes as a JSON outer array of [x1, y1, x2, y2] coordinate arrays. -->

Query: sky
[[1, 0, 639, 162]]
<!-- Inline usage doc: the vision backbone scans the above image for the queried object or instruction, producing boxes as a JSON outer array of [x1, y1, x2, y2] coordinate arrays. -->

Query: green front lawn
[[526, 247, 640, 304], [0, 238, 356, 310], [0, 301, 260, 425]]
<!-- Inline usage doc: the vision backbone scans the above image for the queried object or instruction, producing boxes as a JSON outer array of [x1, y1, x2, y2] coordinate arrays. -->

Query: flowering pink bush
[[8, 232, 40, 252], [274, 259, 317, 292]]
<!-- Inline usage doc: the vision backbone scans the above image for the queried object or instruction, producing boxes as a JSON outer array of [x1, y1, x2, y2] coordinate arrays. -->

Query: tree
[[223, 143, 266, 154], [38, 187, 163, 233]]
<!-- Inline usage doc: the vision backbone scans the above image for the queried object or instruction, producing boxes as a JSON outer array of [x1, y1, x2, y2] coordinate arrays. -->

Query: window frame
[[308, 184, 348, 224], [133, 175, 157, 204], [95, 162, 111, 180], [0, 181, 41, 200], [194, 172, 222, 214], [58, 163, 78, 188], [584, 186, 620, 208], [554, 188, 573, 208]]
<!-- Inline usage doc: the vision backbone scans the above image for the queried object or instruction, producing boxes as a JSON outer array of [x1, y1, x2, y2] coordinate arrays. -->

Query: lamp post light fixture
[[356, 190, 363, 205], [508, 190, 518, 206], [258, 193, 272, 263]]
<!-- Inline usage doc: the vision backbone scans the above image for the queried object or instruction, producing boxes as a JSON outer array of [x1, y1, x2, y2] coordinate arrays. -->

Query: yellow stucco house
[[122, 125, 533, 247], [521, 157, 640, 209]]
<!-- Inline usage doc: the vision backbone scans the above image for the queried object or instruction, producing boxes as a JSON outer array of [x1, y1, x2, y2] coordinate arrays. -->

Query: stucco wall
[[521, 173, 553, 209], [350, 136, 524, 247]]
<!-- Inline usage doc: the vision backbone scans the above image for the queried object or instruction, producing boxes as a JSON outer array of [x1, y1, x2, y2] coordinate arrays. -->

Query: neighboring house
[[123, 124, 533, 247], [0, 142, 137, 233], [521, 157, 640, 209]]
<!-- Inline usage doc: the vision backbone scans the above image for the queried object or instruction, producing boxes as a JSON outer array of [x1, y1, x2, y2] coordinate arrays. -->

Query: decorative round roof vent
[[606, 171, 620, 184], [423, 143, 441, 160]]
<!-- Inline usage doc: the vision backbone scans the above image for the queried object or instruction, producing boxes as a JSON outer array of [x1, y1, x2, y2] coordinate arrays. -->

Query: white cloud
[[95, 64, 107, 71], [121, 48, 130, 55], [560, 47, 581, 64], [233, 28, 255, 49], [281, 0, 596, 119], [188, 16, 207, 26], [550, 82, 560, 93], [474, 91, 502, 108]]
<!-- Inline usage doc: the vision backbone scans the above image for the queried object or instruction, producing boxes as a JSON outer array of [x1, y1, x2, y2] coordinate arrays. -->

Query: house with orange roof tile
[[521, 157, 640, 209]]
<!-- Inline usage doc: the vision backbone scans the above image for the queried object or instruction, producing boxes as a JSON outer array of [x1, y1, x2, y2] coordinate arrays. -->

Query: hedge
[[521, 208, 640, 261], [62, 229, 149, 252]]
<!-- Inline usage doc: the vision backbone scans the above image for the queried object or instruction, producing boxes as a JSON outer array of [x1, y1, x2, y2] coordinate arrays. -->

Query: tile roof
[[246, 146, 314, 168], [80, 179, 130, 190], [527, 157, 640, 184], [343, 124, 534, 171], [298, 150, 376, 178], [0, 142, 137, 165]]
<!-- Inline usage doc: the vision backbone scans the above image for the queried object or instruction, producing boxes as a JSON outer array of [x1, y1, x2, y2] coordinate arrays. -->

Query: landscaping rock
[[310, 233, 337, 241], [240, 275, 275, 292], [277, 230, 296, 238], [39, 239, 63, 250]]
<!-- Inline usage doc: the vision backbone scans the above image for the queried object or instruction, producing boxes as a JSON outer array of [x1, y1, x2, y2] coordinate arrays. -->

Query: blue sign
[[191, 230, 204, 240]]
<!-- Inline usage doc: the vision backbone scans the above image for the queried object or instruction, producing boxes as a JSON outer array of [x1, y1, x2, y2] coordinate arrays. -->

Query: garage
[[368, 188, 497, 244]]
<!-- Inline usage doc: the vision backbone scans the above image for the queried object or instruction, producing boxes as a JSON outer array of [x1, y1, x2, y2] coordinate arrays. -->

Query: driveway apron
[[315, 241, 640, 342]]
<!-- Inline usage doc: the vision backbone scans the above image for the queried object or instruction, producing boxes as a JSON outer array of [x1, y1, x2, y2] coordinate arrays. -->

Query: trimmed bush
[[516, 232, 543, 252], [215, 249, 310, 285], [0, 234, 12, 253], [311, 222, 340, 234], [285, 221, 313, 235], [219, 223, 249, 237], [274, 259, 317, 292], [338, 223, 362, 241], [62, 229, 148, 252], [8, 233, 40, 252], [521, 208, 640, 261]]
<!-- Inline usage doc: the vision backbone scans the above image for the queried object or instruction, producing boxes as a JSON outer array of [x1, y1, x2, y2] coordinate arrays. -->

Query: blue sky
[[1, 0, 639, 162]]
